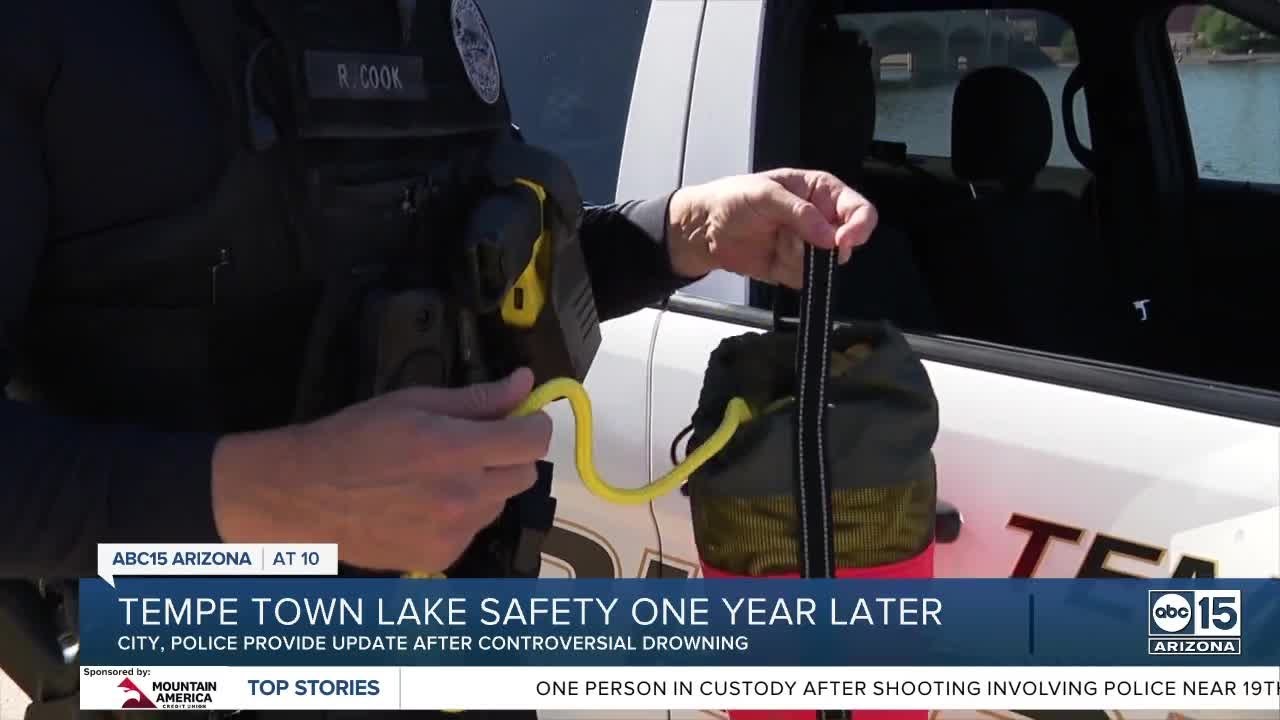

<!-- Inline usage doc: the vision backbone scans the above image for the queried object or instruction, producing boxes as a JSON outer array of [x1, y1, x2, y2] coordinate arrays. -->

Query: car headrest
[[798, 26, 876, 176], [951, 66, 1053, 192]]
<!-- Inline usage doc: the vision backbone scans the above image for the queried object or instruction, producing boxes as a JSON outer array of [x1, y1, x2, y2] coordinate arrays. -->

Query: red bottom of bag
[[699, 543, 936, 720], [699, 543, 935, 580], [706, 707, 926, 712]]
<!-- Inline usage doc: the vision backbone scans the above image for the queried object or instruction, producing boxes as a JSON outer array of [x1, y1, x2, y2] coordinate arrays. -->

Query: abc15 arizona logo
[[1148, 589, 1242, 655]]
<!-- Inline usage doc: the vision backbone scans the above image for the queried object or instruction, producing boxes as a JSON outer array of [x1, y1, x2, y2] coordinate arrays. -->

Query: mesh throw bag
[[686, 320, 939, 720]]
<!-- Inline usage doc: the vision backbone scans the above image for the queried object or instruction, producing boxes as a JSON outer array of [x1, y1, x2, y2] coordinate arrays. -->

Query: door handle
[[935, 499, 963, 544]]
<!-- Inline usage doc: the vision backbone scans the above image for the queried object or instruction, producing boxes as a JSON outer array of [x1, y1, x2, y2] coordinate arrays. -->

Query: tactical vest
[[12, 0, 588, 435], [4, 6, 591, 720], [10, 0, 600, 589]]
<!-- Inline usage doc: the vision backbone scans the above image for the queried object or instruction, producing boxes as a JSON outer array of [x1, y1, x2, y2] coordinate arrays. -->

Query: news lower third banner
[[75, 570, 1279, 712]]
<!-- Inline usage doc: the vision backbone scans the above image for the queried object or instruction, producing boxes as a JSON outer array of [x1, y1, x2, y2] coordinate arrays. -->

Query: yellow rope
[[511, 377, 754, 505], [401, 378, 758, 714], [404, 377, 753, 578]]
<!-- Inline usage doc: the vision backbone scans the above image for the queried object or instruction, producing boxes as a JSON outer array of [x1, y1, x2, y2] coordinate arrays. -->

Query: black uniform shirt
[[0, 1, 695, 577]]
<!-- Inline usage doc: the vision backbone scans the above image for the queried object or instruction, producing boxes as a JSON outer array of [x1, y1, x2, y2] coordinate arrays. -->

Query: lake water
[[875, 63, 1280, 185]]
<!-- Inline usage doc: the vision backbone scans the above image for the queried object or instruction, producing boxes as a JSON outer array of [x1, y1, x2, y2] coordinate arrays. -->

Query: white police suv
[[480, 0, 1280, 717]]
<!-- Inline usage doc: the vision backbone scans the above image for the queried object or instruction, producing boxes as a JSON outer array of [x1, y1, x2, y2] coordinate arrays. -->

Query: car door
[[478, 0, 703, 595], [648, 0, 1280, 593], [483, 2, 710, 718]]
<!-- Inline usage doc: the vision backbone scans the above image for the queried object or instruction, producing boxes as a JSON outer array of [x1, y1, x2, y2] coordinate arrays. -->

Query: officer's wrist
[[667, 186, 716, 279], [210, 428, 304, 543]]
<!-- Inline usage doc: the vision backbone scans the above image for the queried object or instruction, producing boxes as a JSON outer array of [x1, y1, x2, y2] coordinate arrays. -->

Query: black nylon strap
[[792, 244, 837, 580], [792, 245, 849, 720]]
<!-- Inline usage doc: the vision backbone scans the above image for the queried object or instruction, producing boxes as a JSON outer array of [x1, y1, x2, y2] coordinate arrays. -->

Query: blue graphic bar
[[78, 578, 1279, 667]]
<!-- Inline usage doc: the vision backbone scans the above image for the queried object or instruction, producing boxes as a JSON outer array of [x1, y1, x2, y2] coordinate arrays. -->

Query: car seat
[[923, 65, 1116, 356]]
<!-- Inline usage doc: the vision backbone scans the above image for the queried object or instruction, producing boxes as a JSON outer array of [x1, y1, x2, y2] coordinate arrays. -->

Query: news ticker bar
[[81, 666, 1280, 711]]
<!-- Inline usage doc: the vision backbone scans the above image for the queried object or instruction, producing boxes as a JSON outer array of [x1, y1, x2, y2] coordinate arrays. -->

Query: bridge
[[838, 11, 1018, 84]]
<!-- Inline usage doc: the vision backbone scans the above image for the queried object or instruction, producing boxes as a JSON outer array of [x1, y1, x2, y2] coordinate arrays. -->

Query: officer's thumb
[[397, 368, 535, 420]]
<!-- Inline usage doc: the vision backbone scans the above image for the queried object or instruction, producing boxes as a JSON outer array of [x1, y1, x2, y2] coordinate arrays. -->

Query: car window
[[1165, 3, 1280, 185], [840, 9, 1091, 169], [749, 5, 1129, 364], [477, 0, 652, 204]]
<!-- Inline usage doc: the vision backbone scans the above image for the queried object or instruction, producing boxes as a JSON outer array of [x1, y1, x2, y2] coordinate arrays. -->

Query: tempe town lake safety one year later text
[[115, 595, 945, 628]]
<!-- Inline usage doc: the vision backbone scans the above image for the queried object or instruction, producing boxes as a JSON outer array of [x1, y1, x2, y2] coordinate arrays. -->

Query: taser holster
[[352, 140, 600, 398], [296, 137, 602, 582]]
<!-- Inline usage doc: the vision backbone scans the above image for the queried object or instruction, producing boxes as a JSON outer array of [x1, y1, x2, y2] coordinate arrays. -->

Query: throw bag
[[686, 321, 938, 720]]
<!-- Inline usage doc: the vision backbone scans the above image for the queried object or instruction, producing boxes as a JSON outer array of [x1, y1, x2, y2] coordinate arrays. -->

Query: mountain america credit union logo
[[116, 676, 219, 710], [1148, 589, 1242, 655], [118, 677, 156, 709]]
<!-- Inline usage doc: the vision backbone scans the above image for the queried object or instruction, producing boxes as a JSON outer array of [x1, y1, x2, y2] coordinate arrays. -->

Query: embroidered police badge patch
[[451, 0, 501, 105]]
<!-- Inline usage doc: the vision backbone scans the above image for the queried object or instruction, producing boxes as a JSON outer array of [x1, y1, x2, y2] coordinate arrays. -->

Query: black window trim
[[658, 293, 1280, 427]]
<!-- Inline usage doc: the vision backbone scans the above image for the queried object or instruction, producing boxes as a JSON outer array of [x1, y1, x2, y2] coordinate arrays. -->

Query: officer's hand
[[210, 369, 551, 573], [665, 168, 878, 288]]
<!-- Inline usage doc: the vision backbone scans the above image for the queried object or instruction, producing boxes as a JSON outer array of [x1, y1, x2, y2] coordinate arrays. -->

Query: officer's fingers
[[775, 266, 803, 290], [781, 231, 805, 261], [755, 180, 837, 252], [766, 169, 875, 264], [796, 171, 876, 264], [429, 473, 513, 529], [393, 368, 535, 419], [338, 507, 454, 575], [772, 233, 805, 289], [424, 467, 531, 548], [834, 195, 877, 265], [474, 464, 539, 513], [437, 412, 553, 468]]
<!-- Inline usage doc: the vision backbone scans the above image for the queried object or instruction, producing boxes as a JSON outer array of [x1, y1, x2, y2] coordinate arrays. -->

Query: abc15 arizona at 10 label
[[1148, 589, 1242, 656]]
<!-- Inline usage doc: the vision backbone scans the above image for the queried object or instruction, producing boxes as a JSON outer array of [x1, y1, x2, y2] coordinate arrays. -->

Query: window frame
[[663, 0, 1280, 424], [479, 0, 657, 206]]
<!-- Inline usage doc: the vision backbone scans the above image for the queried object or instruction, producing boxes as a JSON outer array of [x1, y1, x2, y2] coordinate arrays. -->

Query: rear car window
[[838, 9, 1091, 169], [1165, 3, 1280, 185], [478, 0, 653, 204]]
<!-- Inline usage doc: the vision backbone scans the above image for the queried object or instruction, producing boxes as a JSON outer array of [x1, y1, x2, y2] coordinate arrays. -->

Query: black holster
[[0, 580, 82, 720], [0, 581, 161, 720], [287, 267, 556, 582], [443, 461, 556, 580]]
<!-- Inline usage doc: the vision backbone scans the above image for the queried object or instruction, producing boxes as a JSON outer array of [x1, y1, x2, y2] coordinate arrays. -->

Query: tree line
[[1059, 8, 1277, 60], [1191, 7, 1279, 53]]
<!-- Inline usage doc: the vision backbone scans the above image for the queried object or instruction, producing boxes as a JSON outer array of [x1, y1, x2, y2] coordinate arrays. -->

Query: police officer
[[0, 0, 875, 579], [0, 0, 875, 717]]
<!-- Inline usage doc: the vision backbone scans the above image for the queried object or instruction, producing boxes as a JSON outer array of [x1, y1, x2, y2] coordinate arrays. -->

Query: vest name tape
[[303, 51, 427, 101]]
